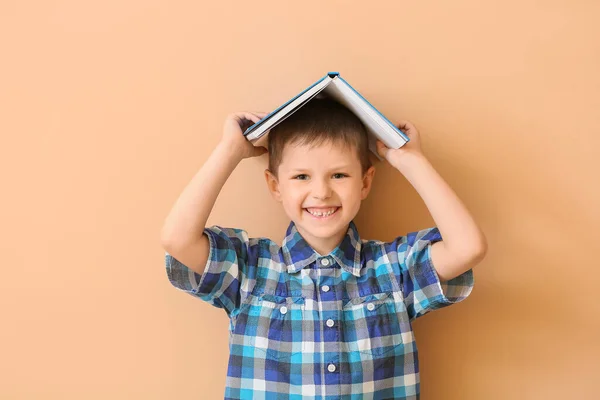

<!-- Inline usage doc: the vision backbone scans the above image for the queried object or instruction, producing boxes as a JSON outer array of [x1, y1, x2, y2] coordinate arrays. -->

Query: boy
[[161, 98, 487, 399]]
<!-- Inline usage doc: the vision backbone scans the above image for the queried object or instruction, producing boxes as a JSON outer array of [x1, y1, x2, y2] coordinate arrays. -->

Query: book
[[243, 72, 409, 160]]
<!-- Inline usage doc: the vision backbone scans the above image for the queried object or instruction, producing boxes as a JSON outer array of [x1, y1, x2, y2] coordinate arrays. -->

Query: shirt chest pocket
[[233, 292, 306, 361], [342, 291, 405, 358]]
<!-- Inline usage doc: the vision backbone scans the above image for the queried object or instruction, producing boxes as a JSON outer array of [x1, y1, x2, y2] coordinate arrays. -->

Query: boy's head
[[266, 97, 373, 179], [264, 97, 376, 255]]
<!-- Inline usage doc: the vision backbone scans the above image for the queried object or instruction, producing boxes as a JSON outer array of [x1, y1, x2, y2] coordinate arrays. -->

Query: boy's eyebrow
[[289, 165, 352, 173]]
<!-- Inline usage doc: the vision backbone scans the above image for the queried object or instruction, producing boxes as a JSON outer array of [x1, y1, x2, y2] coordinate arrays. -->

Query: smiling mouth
[[304, 207, 340, 219]]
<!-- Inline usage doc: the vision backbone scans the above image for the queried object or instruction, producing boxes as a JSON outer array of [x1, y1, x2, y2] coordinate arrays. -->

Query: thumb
[[253, 146, 268, 157], [376, 140, 388, 158]]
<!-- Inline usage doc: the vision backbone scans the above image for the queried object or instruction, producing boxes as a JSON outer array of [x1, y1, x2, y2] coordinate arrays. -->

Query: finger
[[397, 120, 416, 133], [232, 114, 259, 132], [249, 111, 269, 119], [233, 113, 262, 132], [242, 112, 262, 123], [233, 112, 261, 123]]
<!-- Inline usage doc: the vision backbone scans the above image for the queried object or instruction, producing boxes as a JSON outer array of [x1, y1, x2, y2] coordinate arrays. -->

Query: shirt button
[[280, 306, 288, 314], [326, 319, 334, 327], [320, 258, 330, 266], [366, 303, 375, 311], [327, 364, 336, 372], [322, 285, 330, 292]]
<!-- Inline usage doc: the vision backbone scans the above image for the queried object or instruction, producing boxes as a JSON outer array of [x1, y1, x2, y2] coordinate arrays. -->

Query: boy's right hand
[[221, 111, 269, 160]]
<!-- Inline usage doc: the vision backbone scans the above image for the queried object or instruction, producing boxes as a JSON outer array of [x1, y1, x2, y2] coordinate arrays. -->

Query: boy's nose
[[312, 181, 332, 200], [312, 193, 330, 200]]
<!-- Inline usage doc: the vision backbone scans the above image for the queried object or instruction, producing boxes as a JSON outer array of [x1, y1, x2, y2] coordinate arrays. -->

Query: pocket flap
[[260, 293, 305, 305], [343, 291, 393, 308]]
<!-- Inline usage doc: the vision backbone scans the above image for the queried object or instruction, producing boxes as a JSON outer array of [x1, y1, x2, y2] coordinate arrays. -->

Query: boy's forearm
[[393, 153, 487, 256], [160, 143, 243, 247]]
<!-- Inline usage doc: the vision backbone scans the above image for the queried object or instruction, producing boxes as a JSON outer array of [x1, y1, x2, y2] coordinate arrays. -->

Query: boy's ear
[[264, 169, 282, 202], [360, 166, 376, 200]]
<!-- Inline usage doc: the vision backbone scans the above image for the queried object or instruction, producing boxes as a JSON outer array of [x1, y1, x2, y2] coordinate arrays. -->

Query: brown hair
[[267, 97, 372, 178]]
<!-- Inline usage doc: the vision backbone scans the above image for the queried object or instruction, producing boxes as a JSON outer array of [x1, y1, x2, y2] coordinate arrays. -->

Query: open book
[[243, 72, 409, 160]]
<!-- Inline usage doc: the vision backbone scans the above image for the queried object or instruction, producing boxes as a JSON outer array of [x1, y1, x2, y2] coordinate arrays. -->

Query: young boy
[[161, 98, 487, 400]]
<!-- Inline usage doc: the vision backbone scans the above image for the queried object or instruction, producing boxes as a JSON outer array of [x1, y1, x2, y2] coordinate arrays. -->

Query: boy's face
[[265, 140, 375, 255]]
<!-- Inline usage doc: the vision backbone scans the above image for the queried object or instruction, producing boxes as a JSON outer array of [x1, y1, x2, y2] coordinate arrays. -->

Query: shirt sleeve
[[165, 225, 253, 318], [390, 227, 474, 321]]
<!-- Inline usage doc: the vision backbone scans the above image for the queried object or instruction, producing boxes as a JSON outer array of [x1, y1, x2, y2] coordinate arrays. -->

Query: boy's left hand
[[376, 120, 425, 168]]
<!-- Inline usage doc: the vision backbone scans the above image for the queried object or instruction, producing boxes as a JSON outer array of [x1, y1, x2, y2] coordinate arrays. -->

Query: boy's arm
[[160, 143, 243, 275], [394, 152, 488, 282], [160, 112, 267, 275]]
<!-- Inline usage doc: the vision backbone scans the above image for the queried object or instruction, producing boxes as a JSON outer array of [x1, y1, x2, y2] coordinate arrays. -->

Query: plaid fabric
[[165, 220, 474, 399]]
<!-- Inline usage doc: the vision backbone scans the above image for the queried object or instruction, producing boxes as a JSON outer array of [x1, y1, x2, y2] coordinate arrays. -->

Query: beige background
[[1, 0, 599, 399]]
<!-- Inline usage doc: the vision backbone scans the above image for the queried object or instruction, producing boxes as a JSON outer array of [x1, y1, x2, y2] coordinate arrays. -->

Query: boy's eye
[[293, 173, 348, 180]]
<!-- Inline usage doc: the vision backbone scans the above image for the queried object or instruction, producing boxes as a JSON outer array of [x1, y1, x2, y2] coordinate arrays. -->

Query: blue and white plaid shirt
[[165, 220, 474, 399]]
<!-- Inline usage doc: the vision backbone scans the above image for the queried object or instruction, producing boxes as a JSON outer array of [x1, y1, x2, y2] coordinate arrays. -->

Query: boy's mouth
[[304, 207, 340, 219]]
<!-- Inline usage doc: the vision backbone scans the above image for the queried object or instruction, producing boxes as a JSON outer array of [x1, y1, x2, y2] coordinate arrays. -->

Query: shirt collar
[[282, 220, 362, 277]]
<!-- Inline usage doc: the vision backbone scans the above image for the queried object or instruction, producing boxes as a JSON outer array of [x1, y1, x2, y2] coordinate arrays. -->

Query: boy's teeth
[[307, 207, 338, 217]]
